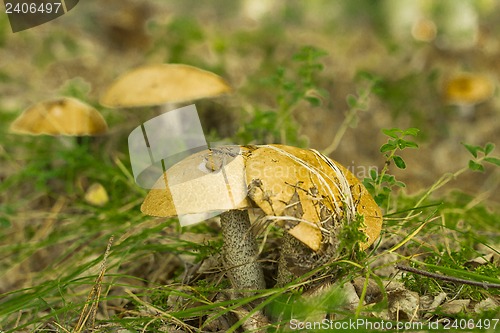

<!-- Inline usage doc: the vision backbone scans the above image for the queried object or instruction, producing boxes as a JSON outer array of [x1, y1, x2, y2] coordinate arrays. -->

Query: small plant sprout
[[140, 144, 382, 291], [443, 73, 494, 118], [99, 63, 232, 110], [463, 142, 500, 172], [322, 72, 377, 155], [239, 46, 328, 146], [363, 128, 419, 209]]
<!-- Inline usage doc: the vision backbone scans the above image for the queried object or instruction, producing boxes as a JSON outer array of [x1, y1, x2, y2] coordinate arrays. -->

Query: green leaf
[[362, 179, 375, 191], [462, 143, 480, 158], [304, 96, 321, 107], [0, 217, 11, 228], [370, 168, 378, 180], [484, 157, 500, 166], [393, 155, 406, 169], [380, 142, 395, 153], [468, 160, 484, 172], [395, 181, 406, 188], [404, 141, 418, 149], [346, 95, 358, 108], [484, 142, 495, 155], [397, 139, 407, 149], [404, 128, 420, 137], [382, 128, 400, 138], [381, 174, 395, 183]]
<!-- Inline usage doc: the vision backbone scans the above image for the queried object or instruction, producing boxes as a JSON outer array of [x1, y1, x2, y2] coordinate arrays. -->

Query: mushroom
[[99, 63, 232, 109], [140, 144, 382, 290], [9, 97, 108, 137], [443, 73, 494, 118], [244, 145, 382, 286], [411, 18, 437, 42]]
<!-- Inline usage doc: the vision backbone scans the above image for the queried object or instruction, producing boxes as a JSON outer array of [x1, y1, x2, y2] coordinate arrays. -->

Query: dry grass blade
[[72, 235, 114, 333], [388, 215, 439, 253]]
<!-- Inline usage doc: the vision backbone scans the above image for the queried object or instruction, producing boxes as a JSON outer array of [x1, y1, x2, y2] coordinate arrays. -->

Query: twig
[[396, 264, 500, 289]]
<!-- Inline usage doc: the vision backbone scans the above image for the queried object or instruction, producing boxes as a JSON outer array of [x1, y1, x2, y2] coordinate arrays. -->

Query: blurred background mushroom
[[100, 63, 233, 145], [100, 63, 232, 110], [443, 73, 495, 118], [9, 97, 108, 138]]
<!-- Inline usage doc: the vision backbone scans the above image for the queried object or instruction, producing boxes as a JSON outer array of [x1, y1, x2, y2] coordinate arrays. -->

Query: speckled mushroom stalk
[[220, 210, 266, 291]]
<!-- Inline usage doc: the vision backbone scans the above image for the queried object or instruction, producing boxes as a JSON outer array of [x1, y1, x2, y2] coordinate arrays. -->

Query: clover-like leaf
[[468, 160, 484, 172], [484, 143, 495, 156], [393, 155, 406, 169], [463, 143, 480, 158], [484, 157, 500, 167]]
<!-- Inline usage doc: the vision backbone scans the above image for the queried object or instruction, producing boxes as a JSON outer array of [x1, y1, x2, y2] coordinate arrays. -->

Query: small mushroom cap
[[411, 18, 437, 42], [141, 146, 251, 221], [444, 74, 494, 105], [100, 63, 232, 108], [9, 97, 108, 136]]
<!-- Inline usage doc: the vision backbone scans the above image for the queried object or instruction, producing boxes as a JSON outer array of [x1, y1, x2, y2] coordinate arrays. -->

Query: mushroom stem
[[277, 232, 314, 287], [457, 104, 475, 118], [220, 209, 266, 291]]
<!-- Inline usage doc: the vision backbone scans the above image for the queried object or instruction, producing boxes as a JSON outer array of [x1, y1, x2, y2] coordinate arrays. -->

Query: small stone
[[388, 288, 420, 320], [474, 297, 498, 313], [352, 277, 382, 304], [440, 299, 471, 315]]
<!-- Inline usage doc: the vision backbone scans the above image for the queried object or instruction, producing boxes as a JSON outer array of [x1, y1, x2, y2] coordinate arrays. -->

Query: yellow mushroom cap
[[141, 146, 252, 225], [141, 145, 382, 252], [100, 63, 232, 108], [444, 74, 494, 105], [9, 97, 108, 136]]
